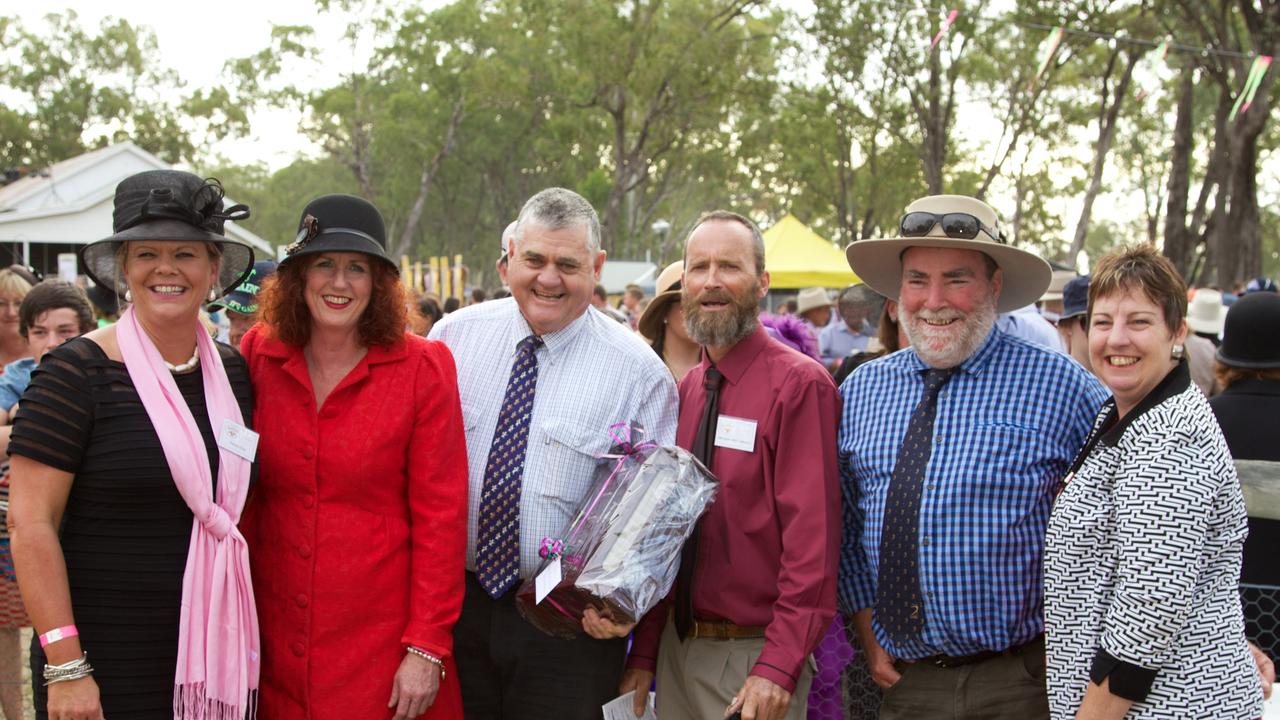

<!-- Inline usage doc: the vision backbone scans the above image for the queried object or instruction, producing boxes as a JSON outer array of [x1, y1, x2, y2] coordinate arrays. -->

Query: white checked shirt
[[430, 298, 679, 579]]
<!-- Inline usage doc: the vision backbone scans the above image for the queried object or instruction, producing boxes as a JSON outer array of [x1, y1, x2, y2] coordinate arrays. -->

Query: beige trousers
[[654, 618, 813, 720]]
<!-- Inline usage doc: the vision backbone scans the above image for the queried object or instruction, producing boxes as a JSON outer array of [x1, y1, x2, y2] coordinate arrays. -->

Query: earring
[[209, 287, 218, 302], [1171, 343, 1185, 360], [123, 288, 132, 303]]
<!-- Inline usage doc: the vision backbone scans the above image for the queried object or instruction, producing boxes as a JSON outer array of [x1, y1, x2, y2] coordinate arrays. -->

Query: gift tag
[[534, 557, 562, 605], [714, 415, 757, 452], [218, 419, 260, 462]]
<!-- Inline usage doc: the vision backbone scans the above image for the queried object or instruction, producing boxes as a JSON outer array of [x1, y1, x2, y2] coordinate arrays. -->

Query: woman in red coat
[[240, 194, 467, 720]]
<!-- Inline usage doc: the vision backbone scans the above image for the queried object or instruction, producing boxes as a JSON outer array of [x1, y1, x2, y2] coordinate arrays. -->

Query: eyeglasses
[[899, 212, 1006, 244]]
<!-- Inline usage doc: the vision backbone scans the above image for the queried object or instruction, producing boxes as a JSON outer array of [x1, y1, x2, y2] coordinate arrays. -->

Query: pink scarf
[[117, 306, 259, 720]]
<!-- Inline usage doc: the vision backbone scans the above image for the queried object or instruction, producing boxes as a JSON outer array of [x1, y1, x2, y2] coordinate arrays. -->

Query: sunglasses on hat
[[900, 212, 1006, 244]]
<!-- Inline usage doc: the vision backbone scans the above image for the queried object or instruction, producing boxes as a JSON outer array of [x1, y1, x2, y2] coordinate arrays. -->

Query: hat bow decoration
[[133, 178, 249, 233]]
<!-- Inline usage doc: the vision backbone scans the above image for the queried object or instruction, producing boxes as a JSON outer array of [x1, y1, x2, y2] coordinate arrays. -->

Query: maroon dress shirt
[[627, 324, 841, 692]]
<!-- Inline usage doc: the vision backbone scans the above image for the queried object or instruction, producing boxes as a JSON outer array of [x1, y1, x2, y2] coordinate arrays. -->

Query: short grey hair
[[514, 188, 602, 254], [687, 210, 766, 275]]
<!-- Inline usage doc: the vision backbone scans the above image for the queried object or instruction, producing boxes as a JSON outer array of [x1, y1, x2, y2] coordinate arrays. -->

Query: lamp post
[[650, 219, 671, 264]]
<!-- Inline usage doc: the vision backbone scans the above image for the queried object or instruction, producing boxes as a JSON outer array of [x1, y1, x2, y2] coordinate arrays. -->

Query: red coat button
[[301, 495, 315, 509], [290, 641, 305, 657], [298, 545, 312, 559], [300, 446, 314, 459], [296, 594, 309, 608]]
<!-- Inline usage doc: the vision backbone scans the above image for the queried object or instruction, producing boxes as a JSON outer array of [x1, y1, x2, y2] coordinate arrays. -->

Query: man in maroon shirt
[[589, 211, 840, 720]]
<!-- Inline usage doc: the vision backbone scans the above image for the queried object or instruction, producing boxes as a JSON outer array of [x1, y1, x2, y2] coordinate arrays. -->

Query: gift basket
[[515, 424, 718, 638]]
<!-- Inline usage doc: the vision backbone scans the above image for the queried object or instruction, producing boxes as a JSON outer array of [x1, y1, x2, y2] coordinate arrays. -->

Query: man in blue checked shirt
[[837, 195, 1106, 720]]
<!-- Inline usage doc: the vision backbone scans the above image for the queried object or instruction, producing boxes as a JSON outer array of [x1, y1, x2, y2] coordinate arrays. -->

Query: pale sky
[[13, 1, 382, 170]]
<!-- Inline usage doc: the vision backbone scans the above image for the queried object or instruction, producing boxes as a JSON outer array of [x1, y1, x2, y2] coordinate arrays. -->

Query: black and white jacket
[[1044, 362, 1262, 719]]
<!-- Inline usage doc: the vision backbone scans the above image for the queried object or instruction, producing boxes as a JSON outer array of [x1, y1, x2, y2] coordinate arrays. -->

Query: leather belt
[[688, 619, 767, 640], [917, 633, 1044, 669]]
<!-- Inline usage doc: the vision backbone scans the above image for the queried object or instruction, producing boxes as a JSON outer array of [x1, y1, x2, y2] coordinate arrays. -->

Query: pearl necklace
[[165, 347, 200, 374]]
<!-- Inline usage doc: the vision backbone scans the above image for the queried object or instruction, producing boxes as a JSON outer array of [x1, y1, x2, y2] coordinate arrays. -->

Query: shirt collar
[[506, 301, 592, 364], [904, 324, 1004, 376], [1099, 360, 1191, 446], [698, 322, 770, 386], [253, 331, 407, 364]]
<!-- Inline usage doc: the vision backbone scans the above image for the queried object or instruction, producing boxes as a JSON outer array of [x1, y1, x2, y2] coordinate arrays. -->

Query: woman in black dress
[[7, 170, 258, 720]]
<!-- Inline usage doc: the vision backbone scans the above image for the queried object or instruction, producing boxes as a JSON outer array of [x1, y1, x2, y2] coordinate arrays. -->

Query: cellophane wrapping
[[515, 441, 717, 638]]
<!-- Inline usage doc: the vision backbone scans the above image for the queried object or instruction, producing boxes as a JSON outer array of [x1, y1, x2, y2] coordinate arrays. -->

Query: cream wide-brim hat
[[795, 286, 831, 316], [843, 195, 1051, 313], [637, 260, 684, 342]]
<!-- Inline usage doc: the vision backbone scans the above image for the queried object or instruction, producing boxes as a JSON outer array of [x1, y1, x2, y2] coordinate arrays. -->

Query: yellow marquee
[[762, 214, 860, 289]]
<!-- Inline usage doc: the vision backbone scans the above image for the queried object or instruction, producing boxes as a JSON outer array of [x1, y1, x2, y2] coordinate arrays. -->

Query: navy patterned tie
[[876, 367, 954, 644], [476, 334, 543, 598]]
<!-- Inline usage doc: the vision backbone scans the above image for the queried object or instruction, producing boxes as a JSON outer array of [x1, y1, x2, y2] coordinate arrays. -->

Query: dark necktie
[[675, 366, 723, 640], [476, 334, 543, 598], [876, 367, 954, 644]]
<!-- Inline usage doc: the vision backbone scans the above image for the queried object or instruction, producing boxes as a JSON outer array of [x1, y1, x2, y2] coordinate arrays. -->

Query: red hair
[[258, 256, 408, 348]]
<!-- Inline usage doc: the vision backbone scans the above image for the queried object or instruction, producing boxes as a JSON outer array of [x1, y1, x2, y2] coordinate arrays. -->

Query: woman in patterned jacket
[[1043, 244, 1262, 719]]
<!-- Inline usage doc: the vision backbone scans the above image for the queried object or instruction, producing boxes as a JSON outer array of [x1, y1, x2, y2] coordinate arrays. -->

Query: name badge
[[218, 419, 260, 462], [714, 415, 757, 453]]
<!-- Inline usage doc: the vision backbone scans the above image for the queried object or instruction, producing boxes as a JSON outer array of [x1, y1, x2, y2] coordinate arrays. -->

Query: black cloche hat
[[78, 170, 255, 297], [1217, 291, 1280, 369], [281, 194, 398, 273]]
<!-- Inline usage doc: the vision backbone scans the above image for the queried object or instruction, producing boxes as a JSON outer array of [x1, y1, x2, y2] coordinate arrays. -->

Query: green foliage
[[203, 156, 359, 251], [0, 11, 246, 170]]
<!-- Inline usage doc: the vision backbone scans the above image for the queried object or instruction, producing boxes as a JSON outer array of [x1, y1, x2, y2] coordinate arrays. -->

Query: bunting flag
[[929, 9, 959, 52], [1229, 55, 1273, 121], [1029, 26, 1065, 90]]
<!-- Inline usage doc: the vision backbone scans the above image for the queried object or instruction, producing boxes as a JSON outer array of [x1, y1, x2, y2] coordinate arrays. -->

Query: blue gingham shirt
[[838, 327, 1106, 659], [430, 298, 679, 579]]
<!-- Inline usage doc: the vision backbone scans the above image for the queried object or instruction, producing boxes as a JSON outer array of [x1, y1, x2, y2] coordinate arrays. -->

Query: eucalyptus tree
[[0, 11, 245, 171]]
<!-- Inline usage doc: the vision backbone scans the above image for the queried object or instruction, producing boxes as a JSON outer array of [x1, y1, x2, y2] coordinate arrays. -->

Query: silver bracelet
[[405, 646, 446, 679], [44, 652, 93, 685]]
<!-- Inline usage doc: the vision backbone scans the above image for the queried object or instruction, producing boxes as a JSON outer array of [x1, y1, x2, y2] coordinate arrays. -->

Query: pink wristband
[[38, 625, 78, 648]]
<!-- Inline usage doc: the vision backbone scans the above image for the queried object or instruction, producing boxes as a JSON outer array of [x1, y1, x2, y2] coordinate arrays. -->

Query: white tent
[[0, 142, 272, 277], [599, 260, 658, 294]]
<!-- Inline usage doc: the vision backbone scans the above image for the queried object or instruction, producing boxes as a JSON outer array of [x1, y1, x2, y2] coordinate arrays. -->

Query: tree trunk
[[390, 96, 465, 260], [1162, 67, 1196, 276], [920, 45, 945, 194], [347, 78, 376, 200], [1070, 47, 1140, 261], [1217, 57, 1276, 287]]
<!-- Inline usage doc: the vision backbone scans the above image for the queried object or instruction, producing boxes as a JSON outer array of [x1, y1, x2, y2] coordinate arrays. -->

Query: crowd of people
[[0, 170, 1273, 720]]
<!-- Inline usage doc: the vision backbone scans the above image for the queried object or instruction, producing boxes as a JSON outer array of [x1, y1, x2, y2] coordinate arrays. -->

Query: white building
[[0, 142, 272, 279]]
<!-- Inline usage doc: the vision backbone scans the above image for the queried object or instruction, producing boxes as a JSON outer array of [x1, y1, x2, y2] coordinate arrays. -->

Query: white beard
[[900, 295, 997, 369]]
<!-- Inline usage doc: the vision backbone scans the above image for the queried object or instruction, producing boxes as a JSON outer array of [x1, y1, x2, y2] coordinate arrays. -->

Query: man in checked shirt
[[837, 195, 1106, 719]]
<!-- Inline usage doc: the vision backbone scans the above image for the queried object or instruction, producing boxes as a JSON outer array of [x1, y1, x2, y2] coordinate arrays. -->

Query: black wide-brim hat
[[281, 194, 398, 273], [79, 170, 256, 297], [1217, 291, 1280, 368]]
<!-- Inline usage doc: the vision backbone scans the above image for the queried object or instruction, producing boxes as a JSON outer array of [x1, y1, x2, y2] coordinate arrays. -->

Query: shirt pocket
[[964, 422, 1052, 510], [536, 418, 613, 514]]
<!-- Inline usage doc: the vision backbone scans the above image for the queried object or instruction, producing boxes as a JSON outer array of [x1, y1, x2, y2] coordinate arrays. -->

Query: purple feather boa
[[760, 313, 820, 361]]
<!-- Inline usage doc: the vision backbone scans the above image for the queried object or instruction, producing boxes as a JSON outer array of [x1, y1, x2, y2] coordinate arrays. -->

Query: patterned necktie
[[676, 366, 723, 640], [876, 367, 954, 644], [476, 334, 543, 598]]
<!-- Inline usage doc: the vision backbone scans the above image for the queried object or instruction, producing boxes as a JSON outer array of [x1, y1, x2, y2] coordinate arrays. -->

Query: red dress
[[240, 326, 468, 720]]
